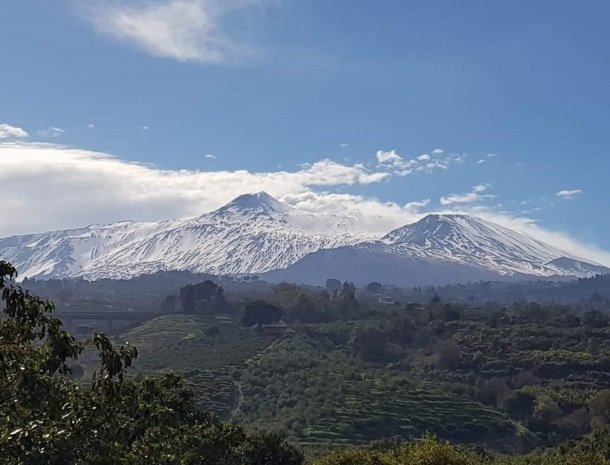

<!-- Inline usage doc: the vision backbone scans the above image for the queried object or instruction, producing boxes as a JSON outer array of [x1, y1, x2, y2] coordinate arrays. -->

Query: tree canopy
[[241, 300, 284, 327], [0, 261, 302, 465]]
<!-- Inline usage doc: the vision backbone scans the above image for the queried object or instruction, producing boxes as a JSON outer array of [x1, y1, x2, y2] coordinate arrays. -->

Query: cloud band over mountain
[[1, 141, 608, 266]]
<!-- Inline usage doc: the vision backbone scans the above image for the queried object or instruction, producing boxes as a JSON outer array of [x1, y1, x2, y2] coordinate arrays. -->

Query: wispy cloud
[[85, 0, 278, 64], [0, 124, 28, 140], [38, 127, 66, 138], [375, 148, 463, 176], [404, 198, 431, 212], [556, 189, 583, 200], [440, 183, 494, 206], [204, 153, 216, 160]]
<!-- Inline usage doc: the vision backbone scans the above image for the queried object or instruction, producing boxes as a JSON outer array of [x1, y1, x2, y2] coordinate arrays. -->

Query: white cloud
[[281, 191, 423, 236], [0, 124, 28, 140], [376, 148, 459, 176], [476, 153, 498, 165], [204, 153, 216, 159], [38, 127, 66, 138], [86, 0, 277, 64], [0, 142, 607, 265], [88, 123, 95, 129], [376, 149, 402, 164], [404, 198, 431, 212], [556, 189, 583, 200], [440, 183, 494, 206], [0, 142, 388, 237], [420, 160, 447, 172]]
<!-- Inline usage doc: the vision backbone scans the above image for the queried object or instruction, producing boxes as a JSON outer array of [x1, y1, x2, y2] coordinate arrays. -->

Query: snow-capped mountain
[[0, 220, 170, 279], [264, 214, 609, 285], [1, 195, 607, 283], [0, 192, 367, 280], [380, 214, 587, 277]]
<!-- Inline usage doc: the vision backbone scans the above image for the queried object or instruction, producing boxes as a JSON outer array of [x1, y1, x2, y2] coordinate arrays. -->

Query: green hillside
[[122, 315, 533, 450]]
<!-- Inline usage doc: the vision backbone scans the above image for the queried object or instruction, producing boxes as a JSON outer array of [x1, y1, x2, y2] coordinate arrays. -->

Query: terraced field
[[122, 315, 278, 420], [123, 317, 535, 450], [123, 314, 275, 371], [232, 336, 527, 448]]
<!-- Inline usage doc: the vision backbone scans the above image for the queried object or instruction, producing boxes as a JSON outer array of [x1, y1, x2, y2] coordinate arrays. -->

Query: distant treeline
[[21, 270, 610, 315]]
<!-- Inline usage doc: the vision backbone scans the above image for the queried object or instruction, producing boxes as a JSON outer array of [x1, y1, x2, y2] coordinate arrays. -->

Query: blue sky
[[1, 0, 609, 260]]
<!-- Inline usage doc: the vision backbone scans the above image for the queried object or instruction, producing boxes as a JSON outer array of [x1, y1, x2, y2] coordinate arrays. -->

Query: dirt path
[[229, 380, 244, 422]]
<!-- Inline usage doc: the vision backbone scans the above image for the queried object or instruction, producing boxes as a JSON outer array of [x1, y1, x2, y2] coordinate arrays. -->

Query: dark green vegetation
[[109, 274, 610, 453], [7, 264, 610, 464], [0, 261, 301, 465]]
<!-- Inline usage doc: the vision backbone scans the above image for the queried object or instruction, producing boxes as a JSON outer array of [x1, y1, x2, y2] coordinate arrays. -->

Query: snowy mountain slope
[[0, 192, 367, 280], [545, 257, 610, 277], [380, 214, 590, 277], [0, 220, 172, 279], [80, 193, 366, 279], [263, 243, 503, 286], [1, 195, 607, 283], [265, 214, 609, 285]]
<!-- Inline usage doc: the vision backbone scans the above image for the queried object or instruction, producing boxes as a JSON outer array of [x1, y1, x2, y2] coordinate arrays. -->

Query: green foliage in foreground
[[313, 435, 610, 465], [0, 261, 301, 465]]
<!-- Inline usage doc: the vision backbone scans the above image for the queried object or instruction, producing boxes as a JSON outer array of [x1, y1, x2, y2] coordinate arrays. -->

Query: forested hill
[[5, 260, 610, 464]]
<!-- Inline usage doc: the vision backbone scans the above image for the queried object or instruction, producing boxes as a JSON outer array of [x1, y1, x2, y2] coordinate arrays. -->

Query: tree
[[205, 326, 221, 338], [325, 278, 342, 294], [339, 282, 359, 315], [161, 294, 181, 313], [241, 300, 284, 327], [433, 304, 461, 322], [0, 261, 302, 465], [501, 391, 536, 420], [474, 377, 509, 407], [582, 310, 608, 328], [179, 280, 229, 314], [365, 282, 383, 294], [286, 293, 331, 323], [434, 339, 461, 370], [533, 395, 561, 426], [348, 326, 389, 363], [589, 390, 610, 430]]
